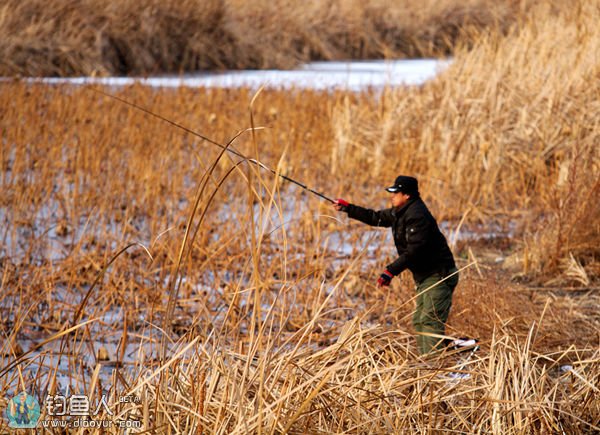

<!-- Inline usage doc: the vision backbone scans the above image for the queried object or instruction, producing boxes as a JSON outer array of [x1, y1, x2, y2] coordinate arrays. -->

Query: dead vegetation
[[0, 0, 532, 76], [0, 0, 599, 433], [331, 0, 600, 283]]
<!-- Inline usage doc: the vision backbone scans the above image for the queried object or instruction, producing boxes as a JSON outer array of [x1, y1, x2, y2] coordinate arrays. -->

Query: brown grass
[[0, 0, 599, 433], [330, 0, 600, 282], [0, 0, 531, 76], [0, 80, 597, 431]]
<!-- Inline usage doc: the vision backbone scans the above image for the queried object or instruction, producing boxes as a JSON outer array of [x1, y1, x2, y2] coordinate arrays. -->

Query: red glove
[[334, 198, 349, 212], [377, 270, 394, 287]]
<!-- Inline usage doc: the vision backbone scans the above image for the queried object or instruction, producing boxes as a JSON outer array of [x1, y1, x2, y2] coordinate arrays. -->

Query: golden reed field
[[0, 0, 528, 76], [1, 0, 599, 433]]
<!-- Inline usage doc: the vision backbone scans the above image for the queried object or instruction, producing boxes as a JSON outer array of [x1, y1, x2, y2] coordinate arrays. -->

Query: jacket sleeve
[[345, 204, 395, 227], [386, 213, 432, 275]]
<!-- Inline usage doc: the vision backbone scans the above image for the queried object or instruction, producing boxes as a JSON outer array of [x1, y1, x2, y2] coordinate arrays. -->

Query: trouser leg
[[414, 269, 458, 354], [413, 289, 424, 353]]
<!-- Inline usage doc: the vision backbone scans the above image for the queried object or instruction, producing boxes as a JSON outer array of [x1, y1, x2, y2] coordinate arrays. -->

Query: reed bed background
[[1, 0, 599, 433], [333, 0, 600, 284], [0, 0, 532, 76]]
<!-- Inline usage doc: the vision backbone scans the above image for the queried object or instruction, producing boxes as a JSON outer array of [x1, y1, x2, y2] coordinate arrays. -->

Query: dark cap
[[385, 175, 419, 195]]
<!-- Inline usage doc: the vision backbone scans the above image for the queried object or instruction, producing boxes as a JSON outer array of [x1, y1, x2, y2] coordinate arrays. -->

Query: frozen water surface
[[2, 59, 458, 394], [33, 59, 450, 91]]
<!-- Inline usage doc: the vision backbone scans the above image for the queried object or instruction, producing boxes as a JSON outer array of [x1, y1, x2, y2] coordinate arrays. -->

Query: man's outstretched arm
[[333, 199, 394, 227]]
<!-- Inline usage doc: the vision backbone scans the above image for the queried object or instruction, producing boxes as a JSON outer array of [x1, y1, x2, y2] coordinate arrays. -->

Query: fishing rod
[[90, 87, 335, 203]]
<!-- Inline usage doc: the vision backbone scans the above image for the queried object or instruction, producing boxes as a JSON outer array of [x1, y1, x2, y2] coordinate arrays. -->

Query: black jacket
[[345, 196, 455, 283]]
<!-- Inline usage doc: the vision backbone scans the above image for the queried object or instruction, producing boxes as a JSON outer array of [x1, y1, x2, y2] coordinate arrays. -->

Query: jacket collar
[[392, 196, 420, 217]]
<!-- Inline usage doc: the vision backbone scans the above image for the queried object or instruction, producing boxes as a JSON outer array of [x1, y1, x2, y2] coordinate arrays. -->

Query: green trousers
[[413, 268, 458, 354]]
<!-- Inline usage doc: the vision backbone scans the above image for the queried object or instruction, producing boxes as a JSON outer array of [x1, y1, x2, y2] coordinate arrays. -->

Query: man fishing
[[333, 175, 459, 354]]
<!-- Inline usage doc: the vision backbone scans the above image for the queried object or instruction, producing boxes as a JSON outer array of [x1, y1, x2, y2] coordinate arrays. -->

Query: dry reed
[[329, 0, 600, 282], [1, 80, 597, 432], [1, 0, 599, 432], [0, 0, 532, 77]]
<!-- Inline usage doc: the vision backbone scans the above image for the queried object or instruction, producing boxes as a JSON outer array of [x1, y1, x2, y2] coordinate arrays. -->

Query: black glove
[[377, 270, 394, 287], [334, 198, 349, 212]]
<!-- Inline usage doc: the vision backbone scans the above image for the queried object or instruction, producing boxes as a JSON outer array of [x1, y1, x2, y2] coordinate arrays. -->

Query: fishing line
[[90, 87, 335, 203]]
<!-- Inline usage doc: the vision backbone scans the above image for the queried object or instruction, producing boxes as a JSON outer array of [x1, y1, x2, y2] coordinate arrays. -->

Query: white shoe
[[450, 338, 479, 351], [446, 338, 479, 382]]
